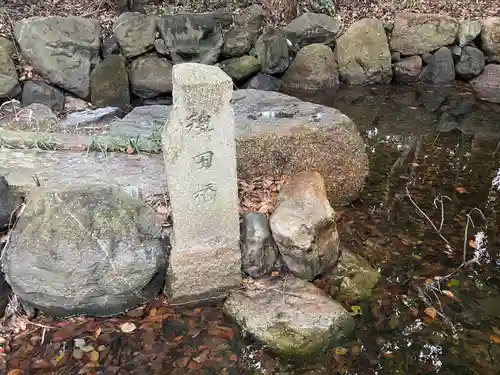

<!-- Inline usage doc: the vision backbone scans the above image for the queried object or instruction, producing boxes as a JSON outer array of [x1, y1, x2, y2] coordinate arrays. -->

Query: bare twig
[[405, 186, 450, 245]]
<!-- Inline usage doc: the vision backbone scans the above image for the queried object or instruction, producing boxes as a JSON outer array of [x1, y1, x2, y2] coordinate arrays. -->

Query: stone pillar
[[162, 63, 241, 304]]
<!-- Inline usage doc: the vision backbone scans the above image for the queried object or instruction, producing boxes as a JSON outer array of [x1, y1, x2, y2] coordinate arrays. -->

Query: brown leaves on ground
[[4, 295, 242, 375], [147, 175, 285, 227], [238, 175, 286, 216]]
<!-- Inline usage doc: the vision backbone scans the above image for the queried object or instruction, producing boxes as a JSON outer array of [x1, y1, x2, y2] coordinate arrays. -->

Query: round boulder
[[3, 185, 165, 317], [281, 43, 339, 95]]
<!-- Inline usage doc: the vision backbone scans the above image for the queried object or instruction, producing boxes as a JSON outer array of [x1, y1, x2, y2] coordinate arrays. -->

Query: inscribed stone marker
[[162, 63, 241, 304]]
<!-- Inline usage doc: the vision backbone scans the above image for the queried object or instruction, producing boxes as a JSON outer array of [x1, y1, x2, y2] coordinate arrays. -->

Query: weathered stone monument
[[162, 63, 241, 304]]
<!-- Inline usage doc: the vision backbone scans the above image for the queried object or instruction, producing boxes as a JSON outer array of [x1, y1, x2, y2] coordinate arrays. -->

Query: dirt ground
[[1, 0, 499, 39]]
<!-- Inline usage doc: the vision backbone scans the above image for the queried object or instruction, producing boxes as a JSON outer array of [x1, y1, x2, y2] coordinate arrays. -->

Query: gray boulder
[[218, 56, 261, 82], [0, 44, 21, 99], [392, 56, 422, 84], [421, 47, 455, 84], [255, 27, 290, 75], [14, 16, 101, 99], [224, 276, 354, 359], [479, 17, 500, 62], [90, 55, 130, 110], [240, 212, 278, 278], [0, 175, 22, 229], [156, 13, 225, 65], [242, 73, 281, 91], [234, 4, 266, 38], [0, 37, 15, 56], [458, 20, 481, 47], [472, 64, 500, 103], [112, 12, 156, 58], [3, 185, 165, 317], [455, 46, 485, 80], [390, 12, 458, 55], [335, 18, 392, 85], [270, 172, 340, 280], [101, 36, 121, 58], [284, 13, 342, 48], [221, 27, 253, 58], [22, 81, 65, 112], [130, 56, 173, 99], [281, 43, 338, 95]]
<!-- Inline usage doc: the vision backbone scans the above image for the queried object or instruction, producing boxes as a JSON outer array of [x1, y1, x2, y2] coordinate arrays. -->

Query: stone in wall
[[421, 47, 455, 84], [15, 16, 101, 99], [458, 20, 482, 47], [130, 56, 173, 99], [0, 42, 21, 99], [221, 27, 253, 58], [472, 64, 500, 103], [479, 17, 500, 62], [90, 55, 130, 110], [392, 56, 422, 84], [242, 73, 281, 91], [218, 56, 261, 83], [156, 13, 225, 65], [281, 43, 339, 95], [455, 46, 485, 80], [255, 27, 290, 75], [113, 12, 157, 58], [234, 4, 266, 40], [22, 80, 65, 112], [335, 18, 392, 85], [390, 12, 458, 55], [283, 12, 342, 49]]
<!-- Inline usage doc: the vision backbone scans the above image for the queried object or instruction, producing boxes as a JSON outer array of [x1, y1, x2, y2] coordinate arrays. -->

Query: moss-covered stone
[[3, 185, 165, 317], [90, 55, 130, 110], [329, 249, 381, 302], [224, 277, 355, 361], [281, 43, 338, 96], [218, 55, 261, 82]]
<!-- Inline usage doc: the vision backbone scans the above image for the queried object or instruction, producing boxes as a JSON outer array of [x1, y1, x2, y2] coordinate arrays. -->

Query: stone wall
[[1, 8, 499, 111]]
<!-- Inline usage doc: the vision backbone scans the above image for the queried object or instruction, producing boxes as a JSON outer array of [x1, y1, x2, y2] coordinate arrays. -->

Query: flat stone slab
[[0, 149, 166, 197], [223, 276, 355, 360]]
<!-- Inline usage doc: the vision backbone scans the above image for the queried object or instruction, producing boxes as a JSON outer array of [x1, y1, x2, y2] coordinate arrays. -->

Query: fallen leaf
[[8, 370, 24, 375], [424, 307, 437, 320], [120, 322, 137, 333], [90, 350, 99, 362], [489, 335, 500, 344], [271, 271, 280, 277], [73, 349, 84, 360], [351, 305, 362, 316], [335, 347, 348, 355]]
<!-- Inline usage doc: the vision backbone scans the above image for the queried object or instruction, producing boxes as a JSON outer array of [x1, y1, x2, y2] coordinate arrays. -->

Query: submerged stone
[[328, 249, 380, 302], [224, 276, 355, 360]]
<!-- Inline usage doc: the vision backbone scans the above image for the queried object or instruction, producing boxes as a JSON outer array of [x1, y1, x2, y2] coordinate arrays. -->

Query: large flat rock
[[0, 149, 166, 197], [111, 89, 369, 204], [1, 90, 368, 204]]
